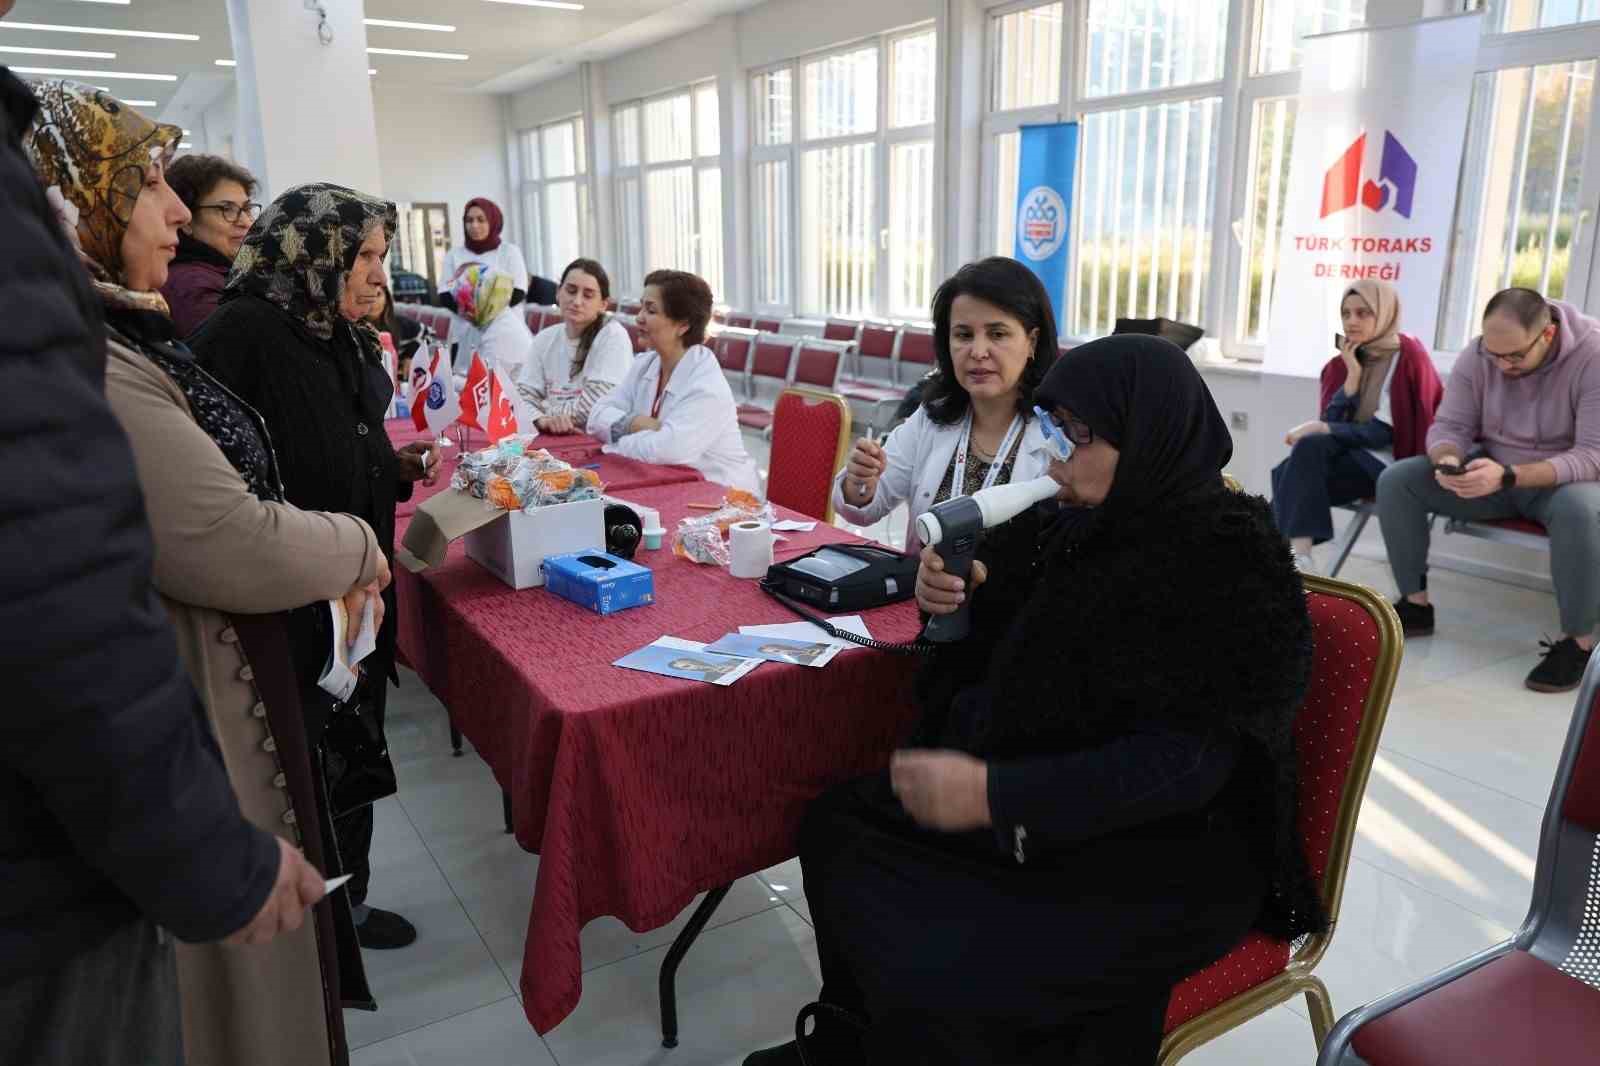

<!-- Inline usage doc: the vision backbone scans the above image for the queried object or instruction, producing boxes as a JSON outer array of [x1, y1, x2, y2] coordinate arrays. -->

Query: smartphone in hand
[[1433, 460, 1467, 477]]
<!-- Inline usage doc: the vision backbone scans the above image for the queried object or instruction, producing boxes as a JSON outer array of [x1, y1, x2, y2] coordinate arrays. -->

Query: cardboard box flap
[[400, 489, 505, 568]]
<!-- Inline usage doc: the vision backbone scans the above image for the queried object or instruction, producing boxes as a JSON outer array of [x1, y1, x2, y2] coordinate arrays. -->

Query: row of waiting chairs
[[708, 330, 851, 432]]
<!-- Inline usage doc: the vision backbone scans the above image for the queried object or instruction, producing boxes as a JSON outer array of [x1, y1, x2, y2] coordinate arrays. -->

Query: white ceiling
[[3, 0, 762, 112]]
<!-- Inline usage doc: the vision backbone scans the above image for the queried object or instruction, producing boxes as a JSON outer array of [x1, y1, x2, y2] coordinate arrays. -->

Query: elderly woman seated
[[745, 335, 1325, 1066]]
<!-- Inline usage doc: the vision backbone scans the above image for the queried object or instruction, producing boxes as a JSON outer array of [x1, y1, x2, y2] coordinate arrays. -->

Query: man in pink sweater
[[1377, 288, 1600, 693]]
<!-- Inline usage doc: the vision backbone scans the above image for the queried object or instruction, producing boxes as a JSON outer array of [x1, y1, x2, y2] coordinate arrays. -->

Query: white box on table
[[397, 489, 605, 591], [464, 497, 606, 590]]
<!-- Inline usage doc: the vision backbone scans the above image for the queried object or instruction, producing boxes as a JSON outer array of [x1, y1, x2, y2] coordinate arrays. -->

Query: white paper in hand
[[316, 596, 378, 703]]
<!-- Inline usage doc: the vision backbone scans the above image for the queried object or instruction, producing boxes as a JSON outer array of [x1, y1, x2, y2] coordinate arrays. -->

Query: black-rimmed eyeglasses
[[197, 201, 261, 224]]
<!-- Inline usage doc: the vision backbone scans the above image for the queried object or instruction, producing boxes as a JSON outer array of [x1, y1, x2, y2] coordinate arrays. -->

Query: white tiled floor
[[350, 437, 1576, 1064]]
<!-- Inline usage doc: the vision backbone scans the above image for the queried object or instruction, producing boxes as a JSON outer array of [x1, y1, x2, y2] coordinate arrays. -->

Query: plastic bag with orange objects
[[670, 491, 776, 564]]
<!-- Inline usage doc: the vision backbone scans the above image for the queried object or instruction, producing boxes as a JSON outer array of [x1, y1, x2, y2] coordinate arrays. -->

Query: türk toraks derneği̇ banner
[[1265, 12, 1483, 376]]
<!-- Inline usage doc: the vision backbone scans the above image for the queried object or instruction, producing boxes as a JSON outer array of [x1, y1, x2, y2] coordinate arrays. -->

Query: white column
[[939, 0, 985, 277], [226, 0, 383, 202]]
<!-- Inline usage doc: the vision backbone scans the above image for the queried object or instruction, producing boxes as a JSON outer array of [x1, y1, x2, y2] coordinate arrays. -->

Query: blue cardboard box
[[541, 550, 655, 615]]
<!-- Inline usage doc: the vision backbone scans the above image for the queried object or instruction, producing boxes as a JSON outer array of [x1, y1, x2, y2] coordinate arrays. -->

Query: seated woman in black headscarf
[[745, 335, 1325, 1066]]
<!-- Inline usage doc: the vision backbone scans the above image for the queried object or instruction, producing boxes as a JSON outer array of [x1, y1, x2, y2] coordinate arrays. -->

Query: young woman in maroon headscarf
[[438, 197, 527, 360]]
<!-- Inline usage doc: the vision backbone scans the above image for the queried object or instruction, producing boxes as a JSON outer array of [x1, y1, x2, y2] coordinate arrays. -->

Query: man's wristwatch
[[1501, 464, 1518, 491]]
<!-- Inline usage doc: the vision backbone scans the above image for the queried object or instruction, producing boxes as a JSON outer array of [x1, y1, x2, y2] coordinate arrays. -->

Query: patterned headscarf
[[225, 182, 398, 349], [450, 264, 514, 330], [23, 80, 181, 314]]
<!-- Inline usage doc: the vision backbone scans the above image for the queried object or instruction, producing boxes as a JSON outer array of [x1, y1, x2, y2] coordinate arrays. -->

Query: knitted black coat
[[916, 486, 1328, 942]]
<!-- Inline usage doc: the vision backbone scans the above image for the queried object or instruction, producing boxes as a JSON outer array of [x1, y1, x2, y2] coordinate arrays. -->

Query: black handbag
[[322, 672, 397, 818]]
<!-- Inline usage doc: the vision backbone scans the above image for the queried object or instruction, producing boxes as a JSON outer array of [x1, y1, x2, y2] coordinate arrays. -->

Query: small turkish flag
[[486, 367, 525, 443], [458, 351, 491, 431]]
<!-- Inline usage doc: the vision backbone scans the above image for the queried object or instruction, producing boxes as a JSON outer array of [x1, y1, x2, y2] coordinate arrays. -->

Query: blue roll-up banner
[[1013, 122, 1078, 327]]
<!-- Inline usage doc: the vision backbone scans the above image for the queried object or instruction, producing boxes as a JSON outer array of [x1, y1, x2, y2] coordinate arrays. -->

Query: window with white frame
[[517, 116, 589, 282], [611, 82, 723, 300], [1233, 1, 1368, 345], [750, 25, 938, 320], [1070, 0, 1229, 338], [1239, 1, 1600, 353], [1437, 57, 1595, 349]]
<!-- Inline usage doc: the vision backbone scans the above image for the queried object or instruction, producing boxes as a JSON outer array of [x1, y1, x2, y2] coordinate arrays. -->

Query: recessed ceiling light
[[178, 142, 193, 149], [120, 98, 158, 107], [64, 0, 132, 5], [215, 59, 236, 67], [482, 0, 585, 8], [366, 47, 469, 60], [0, 22, 201, 41], [364, 18, 455, 32], [0, 45, 117, 59], [11, 66, 177, 81], [369, 68, 378, 75]]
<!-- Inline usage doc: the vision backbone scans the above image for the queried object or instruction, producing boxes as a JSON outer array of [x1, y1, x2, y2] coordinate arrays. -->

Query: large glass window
[[612, 81, 724, 299], [1083, 0, 1227, 98], [1477, 0, 1600, 33], [753, 26, 938, 318], [1438, 59, 1595, 348], [1075, 97, 1220, 336], [1253, 1, 1365, 74], [517, 115, 589, 281], [1235, 97, 1295, 343], [992, 2, 1063, 112]]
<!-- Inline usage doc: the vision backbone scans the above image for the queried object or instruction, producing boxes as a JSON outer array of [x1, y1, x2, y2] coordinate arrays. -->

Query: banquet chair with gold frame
[[766, 387, 852, 524], [1157, 575, 1402, 1063]]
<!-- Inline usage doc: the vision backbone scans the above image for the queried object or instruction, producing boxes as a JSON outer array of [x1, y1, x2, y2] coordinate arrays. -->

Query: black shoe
[[1526, 637, 1593, 693], [1393, 598, 1435, 638], [355, 907, 417, 949]]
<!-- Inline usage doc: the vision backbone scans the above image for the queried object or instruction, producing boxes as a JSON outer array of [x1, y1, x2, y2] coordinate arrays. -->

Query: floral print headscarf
[[449, 264, 514, 330], [23, 80, 181, 314], [225, 182, 398, 351]]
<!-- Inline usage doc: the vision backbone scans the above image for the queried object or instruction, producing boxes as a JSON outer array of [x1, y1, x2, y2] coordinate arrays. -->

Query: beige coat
[[104, 339, 382, 1066]]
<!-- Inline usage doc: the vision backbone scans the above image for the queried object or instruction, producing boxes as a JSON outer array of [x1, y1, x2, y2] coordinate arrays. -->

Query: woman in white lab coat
[[587, 269, 760, 493], [831, 257, 1061, 554]]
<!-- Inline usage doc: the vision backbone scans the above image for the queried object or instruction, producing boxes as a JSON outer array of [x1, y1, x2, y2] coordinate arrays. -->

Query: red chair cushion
[[1295, 592, 1382, 883], [751, 340, 792, 380], [1350, 951, 1600, 1065], [823, 320, 859, 342], [736, 406, 774, 430], [716, 337, 751, 373], [1563, 688, 1600, 830], [728, 314, 753, 329], [1483, 516, 1548, 537], [1164, 590, 1386, 1034], [1164, 933, 1292, 1031], [838, 379, 904, 404], [754, 318, 782, 334], [898, 330, 935, 368], [767, 392, 843, 521], [793, 345, 841, 389], [859, 325, 896, 359]]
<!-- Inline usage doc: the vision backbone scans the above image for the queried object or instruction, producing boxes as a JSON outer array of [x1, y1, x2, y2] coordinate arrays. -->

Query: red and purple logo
[[1320, 131, 1417, 220]]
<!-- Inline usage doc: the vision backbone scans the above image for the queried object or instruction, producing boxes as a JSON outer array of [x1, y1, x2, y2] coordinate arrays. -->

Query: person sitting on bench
[[1270, 280, 1441, 573], [1376, 287, 1600, 693]]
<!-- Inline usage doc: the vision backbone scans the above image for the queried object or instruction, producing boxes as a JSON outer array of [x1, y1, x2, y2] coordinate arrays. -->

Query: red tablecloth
[[384, 420, 700, 517], [392, 480, 923, 1033]]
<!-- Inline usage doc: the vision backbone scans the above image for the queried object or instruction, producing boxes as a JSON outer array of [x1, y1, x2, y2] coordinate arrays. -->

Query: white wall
[[374, 91, 510, 235], [508, 73, 585, 132], [737, 0, 938, 70]]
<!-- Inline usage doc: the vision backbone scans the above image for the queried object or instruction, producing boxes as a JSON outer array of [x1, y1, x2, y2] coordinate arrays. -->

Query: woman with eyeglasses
[[1269, 280, 1443, 573], [161, 154, 260, 337], [748, 335, 1325, 1066], [831, 257, 1059, 554]]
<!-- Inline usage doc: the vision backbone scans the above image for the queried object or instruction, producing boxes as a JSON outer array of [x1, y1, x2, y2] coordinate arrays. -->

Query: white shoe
[[1294, 553, 1319, 575]]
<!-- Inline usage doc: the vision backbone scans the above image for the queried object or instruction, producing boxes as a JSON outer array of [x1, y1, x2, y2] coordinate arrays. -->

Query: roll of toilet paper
[[728, 520, 775, 579]]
